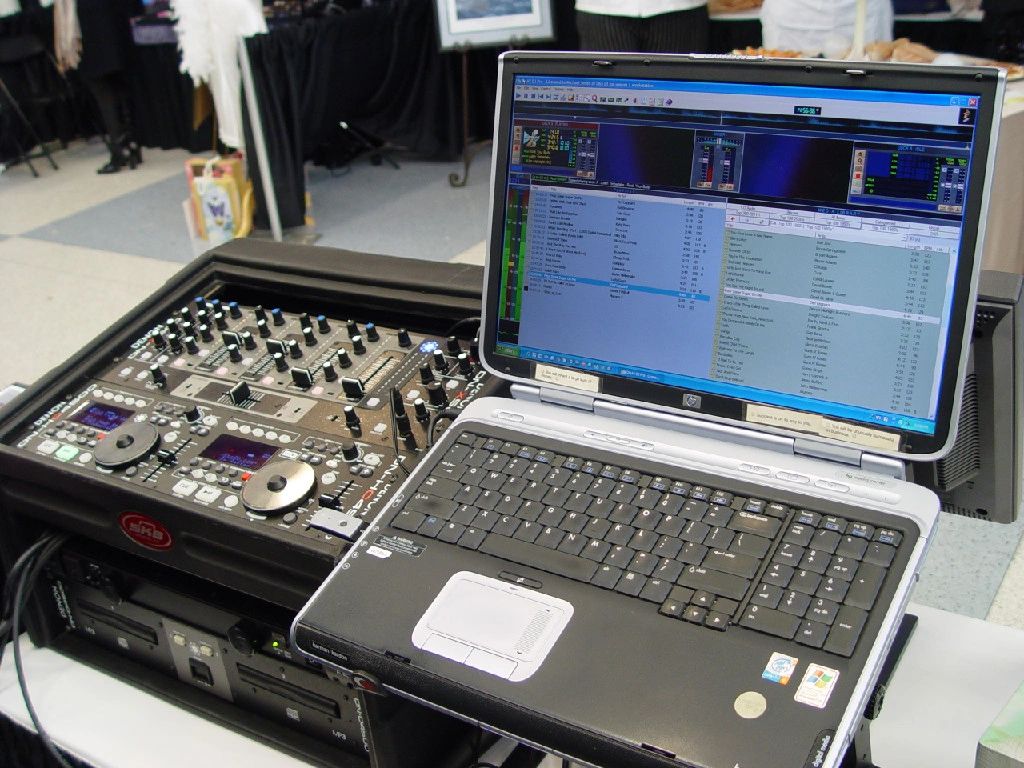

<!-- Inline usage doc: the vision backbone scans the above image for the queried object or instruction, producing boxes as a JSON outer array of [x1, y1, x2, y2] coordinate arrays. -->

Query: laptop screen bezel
[[480, 52, 1004, 460]]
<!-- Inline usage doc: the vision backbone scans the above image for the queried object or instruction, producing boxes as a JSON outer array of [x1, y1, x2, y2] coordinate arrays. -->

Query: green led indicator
[[272, 640, 280, 648]]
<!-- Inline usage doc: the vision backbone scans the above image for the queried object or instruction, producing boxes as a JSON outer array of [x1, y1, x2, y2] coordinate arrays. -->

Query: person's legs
[[642, 5, 711, 54], [576, 12, 643, 52], [84, 73, 137, 173]]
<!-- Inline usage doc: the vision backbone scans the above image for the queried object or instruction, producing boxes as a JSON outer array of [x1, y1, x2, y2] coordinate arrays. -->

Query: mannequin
[[760, 0, 894, 57], [171, 0, 267, 150]]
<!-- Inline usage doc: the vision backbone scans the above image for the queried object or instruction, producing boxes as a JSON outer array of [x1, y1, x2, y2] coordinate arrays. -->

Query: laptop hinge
[[793, 438, 906, 480], [510, 383, 596, 412]]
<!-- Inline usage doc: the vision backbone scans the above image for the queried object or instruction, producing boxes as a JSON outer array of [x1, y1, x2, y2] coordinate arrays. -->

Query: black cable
[[3, 536, 55, 615], [9, 533, 73, 768], [427, 408, 461, 449], [444, 316, 481, 338], [389, 391, 410, 476]]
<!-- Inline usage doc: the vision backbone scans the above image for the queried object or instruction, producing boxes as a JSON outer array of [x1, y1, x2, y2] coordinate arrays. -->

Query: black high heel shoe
[[97, 134, 128, 174], [127, 140, 142, 170]]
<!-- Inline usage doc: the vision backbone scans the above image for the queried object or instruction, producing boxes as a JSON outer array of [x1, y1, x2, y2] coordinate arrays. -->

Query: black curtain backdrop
[[243, 0, 577, 230], [0, 7, 87, 161], [0, 8, 210, 163], [128, 40, 213, 151]]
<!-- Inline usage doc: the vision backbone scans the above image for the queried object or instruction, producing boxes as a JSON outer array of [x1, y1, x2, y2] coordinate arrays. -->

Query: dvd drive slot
[[237, 664, 340, 717], [77, 601, 158, 645]]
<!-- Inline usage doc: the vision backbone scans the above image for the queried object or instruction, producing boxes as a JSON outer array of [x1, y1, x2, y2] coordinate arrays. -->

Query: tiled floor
[[2, 139, 1023, 631]]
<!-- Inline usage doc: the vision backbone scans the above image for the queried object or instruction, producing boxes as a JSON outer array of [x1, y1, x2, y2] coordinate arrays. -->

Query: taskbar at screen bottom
[[497, 345, 936, 436]]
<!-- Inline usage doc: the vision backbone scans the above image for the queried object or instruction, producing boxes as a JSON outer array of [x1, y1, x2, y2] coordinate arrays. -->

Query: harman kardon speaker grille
[[936, 373, 981, 492]]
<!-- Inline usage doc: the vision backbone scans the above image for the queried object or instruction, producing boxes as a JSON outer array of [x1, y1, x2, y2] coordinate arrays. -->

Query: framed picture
[[435, 0, 555, 51]]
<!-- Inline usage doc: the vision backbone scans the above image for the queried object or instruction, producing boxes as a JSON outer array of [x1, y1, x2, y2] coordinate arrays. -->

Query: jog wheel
[[93, 421, 160, 468], [241, 460, 316, 515]]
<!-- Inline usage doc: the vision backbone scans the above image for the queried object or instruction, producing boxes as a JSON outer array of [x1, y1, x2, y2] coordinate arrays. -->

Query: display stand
[[840, 613, 919, 768], [448, 45, 493, 188]]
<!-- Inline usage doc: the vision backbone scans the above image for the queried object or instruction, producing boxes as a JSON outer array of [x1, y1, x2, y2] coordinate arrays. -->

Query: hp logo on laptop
[[683, 393, 701, 409]]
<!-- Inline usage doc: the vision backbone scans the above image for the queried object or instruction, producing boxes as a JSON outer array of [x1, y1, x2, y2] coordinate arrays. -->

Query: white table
[[3, 602, 1024, 767]]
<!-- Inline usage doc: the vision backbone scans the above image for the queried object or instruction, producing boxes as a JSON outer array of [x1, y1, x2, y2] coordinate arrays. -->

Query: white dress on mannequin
[[171, 0, 267, 149], [761, 0, 894, 57]]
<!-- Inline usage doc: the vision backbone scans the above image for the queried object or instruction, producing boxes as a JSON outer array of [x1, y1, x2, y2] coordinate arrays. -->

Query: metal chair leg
[[0, 76, 58, 171]]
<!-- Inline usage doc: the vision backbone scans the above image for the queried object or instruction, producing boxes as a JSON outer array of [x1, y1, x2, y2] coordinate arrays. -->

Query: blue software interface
[[494, 75, 982, 435]]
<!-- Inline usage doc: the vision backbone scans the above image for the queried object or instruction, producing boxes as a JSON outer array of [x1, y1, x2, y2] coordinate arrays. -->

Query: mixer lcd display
[[200, 434, 277, 470], [72, 403, 133, 432]]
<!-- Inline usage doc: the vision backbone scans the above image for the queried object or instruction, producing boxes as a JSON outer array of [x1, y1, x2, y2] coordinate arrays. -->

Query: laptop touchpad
[[412, 571, 573, 682]]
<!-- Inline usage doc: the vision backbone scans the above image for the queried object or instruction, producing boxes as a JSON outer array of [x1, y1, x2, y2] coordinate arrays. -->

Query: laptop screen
[[484, 56, 1000, 458]]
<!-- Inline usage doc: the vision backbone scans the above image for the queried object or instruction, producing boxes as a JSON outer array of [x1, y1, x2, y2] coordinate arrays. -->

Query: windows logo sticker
[[795, 663, 840, 709]]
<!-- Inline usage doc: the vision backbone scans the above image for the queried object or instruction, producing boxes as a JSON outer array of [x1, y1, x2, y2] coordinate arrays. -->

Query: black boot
[[127, 140, 142, 169], [97, 135, 128, 174]]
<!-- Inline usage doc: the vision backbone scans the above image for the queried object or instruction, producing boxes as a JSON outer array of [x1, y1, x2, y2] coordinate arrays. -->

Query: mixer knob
[[222, 331, 240, 348], [291, 367, 313, 389], [196, 309, 208, 326], [340, 440, 359, 461], [346, 320, 360, 339], [228, 301, 242, 319], [254, 305, 268, 323], [271, 307, 285, 326], [288, 340, 303, 359], [149, 364, 166, 388], [427, 381, 448, 407], [397, 328, 412, 348], [168, 334, 182, 353], [228, 344, 242, 363], [184, 405, 201, 422], [336, 349, 352, 369], [303, 326, 317, 346], [351, 335, 365, 355], [395, 411, 412, 438], [229, 381, 251, 406], [341, 377, 364, 400], [184, 336, 199, 355], [344, 406, 361, 434], [273, 353, 289, 372], [365, 323, 379, 342], [213, 312, 227, 330], [419, 365, 434, 385], [241, 331, 257, 350], [194, 295, 206, 309], [447, 336, 462, 355], [151, 332, 167, 350], [166, 319, 181, 337], [257, 319, 271, 338], [414, 398, 429, 423], [209, 298, 221, 313], [198, 324, 213, 343], [317, 315, 331, 334], [432, 349, 449, 373], [458, 352, 473, 376], [322, 361, 338, 382], [179, 306, 194, 325]]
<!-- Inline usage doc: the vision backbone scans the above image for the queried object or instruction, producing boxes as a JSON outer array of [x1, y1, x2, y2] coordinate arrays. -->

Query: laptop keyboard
[[390, 432, 904, 658]]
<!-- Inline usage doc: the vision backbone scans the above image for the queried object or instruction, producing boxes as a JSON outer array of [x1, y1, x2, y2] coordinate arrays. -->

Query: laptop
[[293, 53, 1004, 768]]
